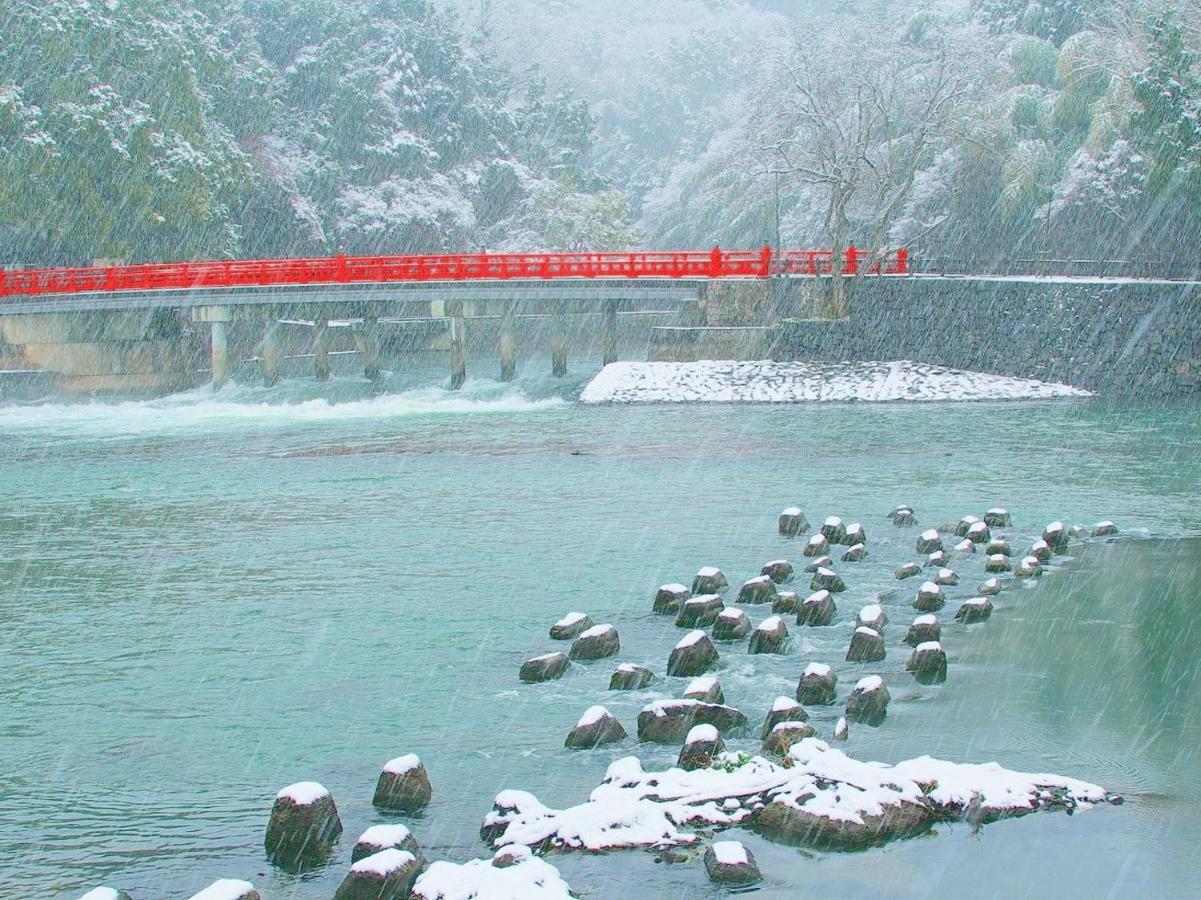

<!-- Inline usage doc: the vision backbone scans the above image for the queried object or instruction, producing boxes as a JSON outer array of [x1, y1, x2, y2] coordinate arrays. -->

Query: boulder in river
[[904, 614, 941, 646], [609, 663, 655, 691], [796, 589, 836, 627], [761, 559, 794, 583], [333, 848, 423, 900], [78, 889, 134, 900], [821, 516, 847, 544], [845, 675, 890, 726], [667, 630, 720, 677], [933, 567, 958, 586], [966, 521, 991, 544], [549, 612, 593, 640], [570, 624, 620, 660], [984, 507, 1011, 527], [711, 607, 751, 641], [748, 615, 790, 655], [802, 534, 830, 557], [810, 567, 846, 593], [266, 782, 343, 870], [352, 824, 421, 863], [778, 507, 810, 536], [846, 626, 885, 662], [737, 575, 778, 605], [760, 696, 809, 738], [804, 555, 832, 572], [683, 675, 724, 704], [1042, 521, 1070, 553], [955, 515, 981, 537], [519, 652, 569, 683], [1093, 520, 1118, 537], [676, 594, 725, 628], [703, 841, 761, 886], [844, 522, 867, 546], [906, 641, 948, 684], [1014, 556, 1043, 578], [652, 584, 690, 615], [888, 505, 917, 526], [677, 723, 725, 770], [692, 567, 728, 595], [565, 706, 627, 748], [951, 538, 976, 557], [636, 699, 748, 743], [842, 543, 868, 562], [856, 603, 888, 633], [925, 550, 949, 568], [833, 717, 849, 741], [796, 663, 837, 705], [955, 597, 994, 623], [986, 538, 1011, 557], [1028, 540, 1053, 562], [978, 576, 1003, 596], [762, 720, 817, 757], [913, 581, 945, 612], [895, 563, 922, 580], [373, 756, 433, 812], [985, 554, 1012, 573], [772, 590, 800, 614], [916, 529, 943, 554]]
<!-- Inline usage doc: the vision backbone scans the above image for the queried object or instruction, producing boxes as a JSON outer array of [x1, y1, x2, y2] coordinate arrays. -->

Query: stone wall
[[776, 277, 1201, 397]]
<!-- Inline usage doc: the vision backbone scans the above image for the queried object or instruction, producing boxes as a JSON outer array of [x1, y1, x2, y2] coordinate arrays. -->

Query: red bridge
[[0, 246, 907, 300]]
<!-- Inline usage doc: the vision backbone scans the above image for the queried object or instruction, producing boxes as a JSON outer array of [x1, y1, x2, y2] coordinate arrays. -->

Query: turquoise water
[[1, 366, 1198, 898]]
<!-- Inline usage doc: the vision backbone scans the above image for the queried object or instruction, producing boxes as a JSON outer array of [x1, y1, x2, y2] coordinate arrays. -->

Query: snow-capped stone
[[906, 641, 948, 683], [796, 589, 836, 626], [1092, 520, 1118, 537], [520, 652, 570, 683], [985, 554, 1013, 573], [676, 594, 725, 628], [1029, 539, 1052, 562], [636, 699, 748, 744], [761, 559, 794, 583], [677, 724, 725, 771], [846, 675, 890, 725], [803, 533, 829, 557], [779, 508, 810, 536], [842, 542, 868, 562], [844, 522, 867, 545], [374, 756, 432, 812], [569, 624, 620, 660], [737, 574, 777, 604], [762, 720, 816, 756], [916, 529, 942, 554], [653, 584, 690, 615], [609, 663, 654, 691], [352, 824, 420, 863], [266, 782, 342, 869], [810, 567, 846, 592], [683, 675, 724, 704], [986, 538, 1011, 556], [888, 505, 917, 526], [804, 554, 831, 572], [772, 590, 800, 614], [711, 607, 751, 641], [955, 597, 994, 623], [188, 881, 260, 900], [895, 562, 922, 580], [667, 630, 719, 677], [914, 581, 945, 612], [904, 614, 941, 646], [821, 515, 847, 544], [933, 567, 958, 586], [411, 847, 572, 899], [1042, 521, 1069, 553], [955, 515, 981, 537], [796, 663, 837, 705], [692, 567, 728, 594], [748, 615, 790, 654], [925, 549, 949, 568], [760, 695, 809, 739], [833, 717, 849, 741], [1015, 556, 1042, 578], [78, 889, 133, 900], [565, 706, 627, 748], [856, 603, 888, 633], [333, 849, 423, 900], [704, 840, 761, 885], [846, 626, 885, 662], [984, 508, 1011, 527], [979, 576, 1003, 596], [549, 612, 592, 640]]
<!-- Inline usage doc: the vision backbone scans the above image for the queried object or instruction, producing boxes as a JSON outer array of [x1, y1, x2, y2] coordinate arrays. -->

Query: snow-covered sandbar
[[579, 360, 1091, 404]]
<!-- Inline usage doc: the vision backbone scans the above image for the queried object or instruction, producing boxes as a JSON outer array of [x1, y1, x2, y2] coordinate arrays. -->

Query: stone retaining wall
[[776, 277, 1201, 397]]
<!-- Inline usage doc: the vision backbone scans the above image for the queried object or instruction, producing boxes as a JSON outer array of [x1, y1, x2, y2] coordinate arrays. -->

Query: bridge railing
[[0, 247, 909, 299]]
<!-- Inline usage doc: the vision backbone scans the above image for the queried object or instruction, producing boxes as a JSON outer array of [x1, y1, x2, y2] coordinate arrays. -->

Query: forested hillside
[[2, 0, 1199, 271]]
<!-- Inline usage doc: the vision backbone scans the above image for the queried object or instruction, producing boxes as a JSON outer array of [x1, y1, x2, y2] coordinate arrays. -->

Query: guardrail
[[0, 246, 909, 299]]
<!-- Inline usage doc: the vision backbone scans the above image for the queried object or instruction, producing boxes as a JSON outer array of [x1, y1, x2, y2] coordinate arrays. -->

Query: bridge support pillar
[[192, 305, 233, 388], [551, 310, 567, 377], [356, 316, 382, 381], [313, 319, 331, 381], [499, 303, 516, 382], [603, 301, 618, 366], [448, 301, 467, 390], [259, 320, 282, 386]]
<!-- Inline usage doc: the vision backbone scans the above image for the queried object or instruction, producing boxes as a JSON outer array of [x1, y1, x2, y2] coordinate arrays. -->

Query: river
[[0, 364, 1198, 898]]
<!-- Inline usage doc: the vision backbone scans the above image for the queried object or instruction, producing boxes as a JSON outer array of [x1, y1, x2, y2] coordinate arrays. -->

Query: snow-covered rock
[[1092, 520, 1118, 537], [904, 614, 941, 646], [762, 720, 817, 756], [636, 699, 748, 744], [846, 626, 886, 663], [682, 675, 724, 704], [653, 583, 690, 615], [519, 652, 569, 684], [955, 597, 994, 623], [906, 641, 948, 683], [352, 824, 420, 863], [609, 663, 654, 691], [188, 881, 259, 900], [737, 574, 777, 605], [549, 612, 592, 640], [810, 567, 846, 593], [760, 696, 809, 739], [373, 756, 433, 812], [675, 594, 725, 629], [711, 607, 751, 641], [265, 782, 342, 869], [704, 840, 761, 885], [772, 590, 801, 615], [796, 663, 837, 705], [412, 846, 572, 899], [803, 533, 830, 557], [569, 624, 620, 660], [692, 567, 728, 595], [914, 581, 945, 612], [845, 676, 890, 725], [821, 515, 847, 544], [895, 562, 922, 580], [761, 559, 794, 583], [678, 723, 725, 771], [667, 630, 719, 677], [796, 589, 836, 626], [333, 848, 423, 900], [778, 507, 810, 536], [748, 615, 790, 655], [565, 705, 627, 749]]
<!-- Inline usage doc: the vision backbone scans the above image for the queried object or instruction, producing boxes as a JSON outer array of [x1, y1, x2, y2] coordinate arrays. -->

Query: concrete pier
[[448, 301, 467, 389], [499, 303, 517, 382], [603, 301, 618, 365], [192, 306, 233, 388], [356, 316, 381, 381], [551, 310, 567, 377], [259, 320, 282, 386], [313, 319, 331, 381]]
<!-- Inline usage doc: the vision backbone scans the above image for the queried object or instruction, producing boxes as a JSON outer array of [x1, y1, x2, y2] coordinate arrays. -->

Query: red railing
[[0, 246, 908, 299]]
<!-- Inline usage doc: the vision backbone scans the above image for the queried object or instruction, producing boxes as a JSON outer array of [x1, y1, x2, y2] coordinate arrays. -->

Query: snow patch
[[276, 781, 328, 805]]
